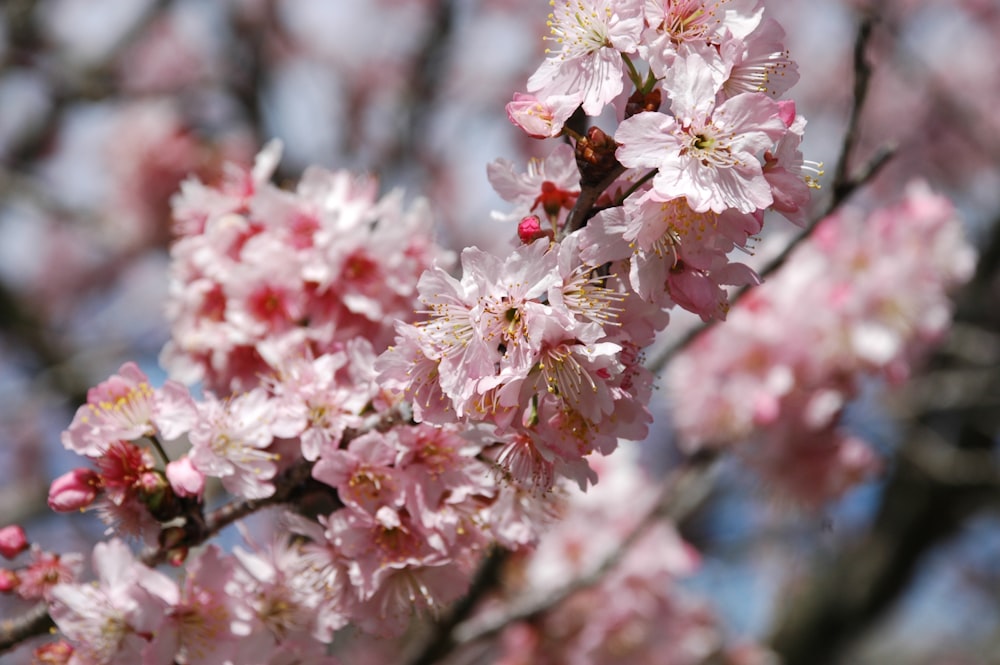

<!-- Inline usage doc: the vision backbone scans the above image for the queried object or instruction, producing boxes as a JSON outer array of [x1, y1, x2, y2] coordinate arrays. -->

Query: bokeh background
[[1, 0, 999, 663]]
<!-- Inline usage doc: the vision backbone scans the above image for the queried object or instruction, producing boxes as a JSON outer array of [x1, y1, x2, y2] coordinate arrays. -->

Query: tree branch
[[645, 10, 889, 376], [451, 451, 720, 649]]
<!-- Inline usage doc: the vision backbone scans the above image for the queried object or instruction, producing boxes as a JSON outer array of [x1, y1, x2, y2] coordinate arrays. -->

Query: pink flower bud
[[0, 525, 28, 559], [517, 215, 552, 245], [47, 469, 100, 512], [0, 569, 19, 592], [506, 92, 577, 139], [166, 457, 205, 500], [139, 471, 167, 495]]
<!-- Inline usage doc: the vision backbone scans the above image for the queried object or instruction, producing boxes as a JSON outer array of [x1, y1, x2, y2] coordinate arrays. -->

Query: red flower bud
[[0, 525, 28, 559]]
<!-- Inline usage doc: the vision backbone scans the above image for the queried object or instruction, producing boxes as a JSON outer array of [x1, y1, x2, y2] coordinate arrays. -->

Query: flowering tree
[[0, 1, 998, 664]]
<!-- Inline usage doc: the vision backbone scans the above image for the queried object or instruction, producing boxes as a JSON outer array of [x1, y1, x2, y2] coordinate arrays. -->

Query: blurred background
[[1, 0, 999, 663]]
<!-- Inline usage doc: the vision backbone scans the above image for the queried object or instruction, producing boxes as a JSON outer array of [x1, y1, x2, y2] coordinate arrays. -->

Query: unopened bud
[[0, 525, 28, 559], [575, 126, 621, 186], [0, 568, 19, 592], [47, 469, 100, 512], [625, 88, 662, 118], [166, 457, 205, 500], [517, 215, 553, 245]]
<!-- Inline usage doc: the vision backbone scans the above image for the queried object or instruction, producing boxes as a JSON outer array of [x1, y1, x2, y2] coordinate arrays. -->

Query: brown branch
[[0, 601, 54, 655], [766, 211, 1000, 665], [0, 424, 364, 654], [564, 163, 628, 234], [832, 10, 877, 199]]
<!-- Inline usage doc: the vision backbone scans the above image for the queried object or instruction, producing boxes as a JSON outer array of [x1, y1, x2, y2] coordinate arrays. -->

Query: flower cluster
[[40, 146, 562, 661], [29, 0, 845, 660], [379, 0, 816, 494], [666, 182, 976, 504], [163, 140, 451, 394], [486, 451, 773, 665], [378, 236, 655, 491]]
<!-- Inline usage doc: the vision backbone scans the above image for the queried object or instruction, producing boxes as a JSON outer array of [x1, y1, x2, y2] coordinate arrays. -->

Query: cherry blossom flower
[[311, 430, 404, 515], [265, 347, 374, 462], [48, 539, 179, 665], [16, 547, 84, 601], [666, 182, 975, 504], [527, 0, 645, 116], [615, 48, 787, 213], [226, 539, 329, 658], [487, 143, 581, 228], [763, 100, 822, 225], [639, 0, 764, 79], [580, 194, 762, 318], [718, 18, 800, 100], [505, 91, 580, 138], [61, 362, 197, 458], [139, 545, 243, 665], [188, 388, 300, 500]]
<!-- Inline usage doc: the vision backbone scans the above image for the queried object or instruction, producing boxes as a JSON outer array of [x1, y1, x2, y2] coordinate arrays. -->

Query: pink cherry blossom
[[156, 545, 242, 665], [487, 143, 580, 228], [615, 48, 787, 213], [505, 91, 580, 138], [311, 430, 403, 515], [580, 194, 762, 318], [639, 0, 764, 79], [165, 456, 205, 500], [49, 539, 179, 665], [16, 548, 84, 601], [188, 388, 294, 500], [718, 18, 800, 100], [266, 348, 374, 462], [61, 362, 197, 458], [527, 0, 645, 116]]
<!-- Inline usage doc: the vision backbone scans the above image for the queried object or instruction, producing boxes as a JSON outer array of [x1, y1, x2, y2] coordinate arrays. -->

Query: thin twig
[[452, 452, 720, 648], [645, 13, 889, 376], [405, 546, 511, 665], [832, 10, 877, 198]]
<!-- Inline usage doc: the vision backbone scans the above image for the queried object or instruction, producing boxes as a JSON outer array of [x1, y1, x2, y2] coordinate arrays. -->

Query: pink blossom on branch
[[526, 0, 645, 117], [30, 0, 851, 659], [47, 468, 101, 513], [615, 48, 788, 214], [48, 539, 179, 665], [61, 362, 197, 458], [666, 182, 976, 505]]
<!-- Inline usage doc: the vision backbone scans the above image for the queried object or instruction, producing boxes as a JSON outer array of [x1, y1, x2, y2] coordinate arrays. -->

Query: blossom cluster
[[163, 139, 451, 394], [380, 0, 816, 495], [666, 182, 976, 504], [12, 0, 954, 661], [30, 141, 563, 661], [487, 452, 773, 665]]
